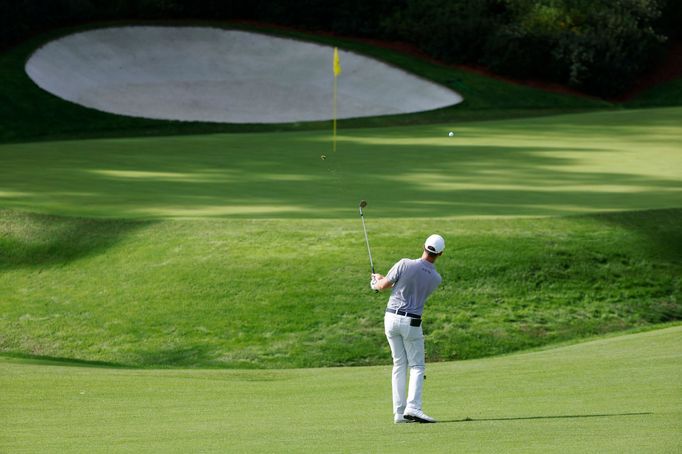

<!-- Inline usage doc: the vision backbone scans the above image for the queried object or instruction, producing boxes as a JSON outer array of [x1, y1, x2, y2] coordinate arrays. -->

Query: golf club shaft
[[359, 207, 375, 274]]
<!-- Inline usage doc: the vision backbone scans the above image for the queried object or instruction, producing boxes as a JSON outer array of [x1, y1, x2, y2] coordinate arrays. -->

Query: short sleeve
[[385, 259, 407, 283]]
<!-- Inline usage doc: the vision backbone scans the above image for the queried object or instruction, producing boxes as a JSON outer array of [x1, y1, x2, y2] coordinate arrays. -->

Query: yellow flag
[[333, 47, 342, 77]]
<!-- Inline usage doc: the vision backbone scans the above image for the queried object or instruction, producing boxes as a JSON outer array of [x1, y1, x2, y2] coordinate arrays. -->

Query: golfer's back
[[386, 258, 442, 316]]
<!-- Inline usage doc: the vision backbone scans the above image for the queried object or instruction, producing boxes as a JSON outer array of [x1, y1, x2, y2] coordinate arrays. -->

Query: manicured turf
[[1, 325, 680, 453], [1, 107, 680, 219]]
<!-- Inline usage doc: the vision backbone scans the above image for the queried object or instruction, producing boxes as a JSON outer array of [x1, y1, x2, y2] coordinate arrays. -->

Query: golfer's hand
[[370, 274, 383, 291]]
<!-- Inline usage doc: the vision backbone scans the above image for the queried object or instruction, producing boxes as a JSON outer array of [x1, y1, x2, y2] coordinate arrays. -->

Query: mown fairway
[[1, 326, 680, 453]]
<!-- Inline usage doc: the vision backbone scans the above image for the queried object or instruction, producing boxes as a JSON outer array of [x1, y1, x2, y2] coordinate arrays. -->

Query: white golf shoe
[[394, 414, 412, 424], [403, 409, 437, 423]]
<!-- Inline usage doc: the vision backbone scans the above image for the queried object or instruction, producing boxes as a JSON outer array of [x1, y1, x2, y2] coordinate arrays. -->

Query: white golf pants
[[384, 312, 425, 416]]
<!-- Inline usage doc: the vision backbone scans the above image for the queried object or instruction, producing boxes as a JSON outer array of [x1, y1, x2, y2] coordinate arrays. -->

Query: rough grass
[[1, 326, 680, 453], [1, 209, 679, 368]]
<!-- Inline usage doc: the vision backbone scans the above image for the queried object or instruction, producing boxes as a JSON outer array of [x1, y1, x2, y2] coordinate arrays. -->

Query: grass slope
[[1, 209, 679, 368], [1, 107, 680, 219], [0, 21, 610, 143], [626, 76, 682, 107], [1, 326, 680, 453]]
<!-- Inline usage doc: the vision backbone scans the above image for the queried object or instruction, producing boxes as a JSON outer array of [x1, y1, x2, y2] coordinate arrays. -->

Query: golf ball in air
[[448, 131, 455, 137]]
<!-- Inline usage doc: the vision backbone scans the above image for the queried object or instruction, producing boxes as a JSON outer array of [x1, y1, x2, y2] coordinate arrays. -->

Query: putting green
[[0, 107, 680, 219], [1, 326, 680, 453]]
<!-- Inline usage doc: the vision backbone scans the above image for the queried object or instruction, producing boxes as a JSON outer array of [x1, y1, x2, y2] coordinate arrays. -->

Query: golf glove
[[370, 275, 379, 291]]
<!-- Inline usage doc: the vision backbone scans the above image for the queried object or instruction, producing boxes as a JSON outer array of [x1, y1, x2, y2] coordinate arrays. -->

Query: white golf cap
[[424, 234, 445, 254]]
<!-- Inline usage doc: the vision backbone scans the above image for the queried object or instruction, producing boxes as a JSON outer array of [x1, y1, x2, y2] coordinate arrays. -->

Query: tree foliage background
[[1, 0, 679, 97]]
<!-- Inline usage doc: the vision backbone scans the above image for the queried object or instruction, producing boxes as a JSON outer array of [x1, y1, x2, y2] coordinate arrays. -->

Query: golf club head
[[359, 200, 367, 208]]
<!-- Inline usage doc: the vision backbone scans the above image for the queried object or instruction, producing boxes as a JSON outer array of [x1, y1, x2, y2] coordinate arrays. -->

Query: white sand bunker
[[25, 27, 462, 123]]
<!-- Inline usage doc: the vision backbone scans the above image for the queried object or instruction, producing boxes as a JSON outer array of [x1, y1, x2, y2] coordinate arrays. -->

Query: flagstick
[[333, 74, 338, 153], [332, 47, 341, 154]]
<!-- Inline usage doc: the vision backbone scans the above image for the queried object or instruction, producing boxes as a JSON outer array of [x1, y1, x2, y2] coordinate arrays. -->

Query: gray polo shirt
[[385, 258, 442, 316]]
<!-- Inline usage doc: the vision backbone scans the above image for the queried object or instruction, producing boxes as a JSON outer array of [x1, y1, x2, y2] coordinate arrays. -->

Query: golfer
[[371, 234, 444, 424]]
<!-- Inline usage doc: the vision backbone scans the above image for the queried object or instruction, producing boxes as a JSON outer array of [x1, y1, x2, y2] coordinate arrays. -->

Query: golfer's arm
[[375, 277, 394, 291]]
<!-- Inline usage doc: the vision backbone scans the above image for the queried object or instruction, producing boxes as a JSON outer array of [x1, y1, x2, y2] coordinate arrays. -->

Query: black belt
[[386, 308, 421, 319]]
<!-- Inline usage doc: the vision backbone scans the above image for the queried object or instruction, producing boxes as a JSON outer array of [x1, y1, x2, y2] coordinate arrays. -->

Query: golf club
[[358, 200, 374, 274], [359, 200, 380, 293]]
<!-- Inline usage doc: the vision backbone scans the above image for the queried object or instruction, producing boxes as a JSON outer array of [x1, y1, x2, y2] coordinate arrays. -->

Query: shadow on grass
[[0, 210, 152, 270], [0, 351, 133, 368], [440, 412, 653, 424], [131, 345, 218, 368], [0, 347, 214, 369], [2, 138, 680, 219], [588, 208, 682, 263]]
